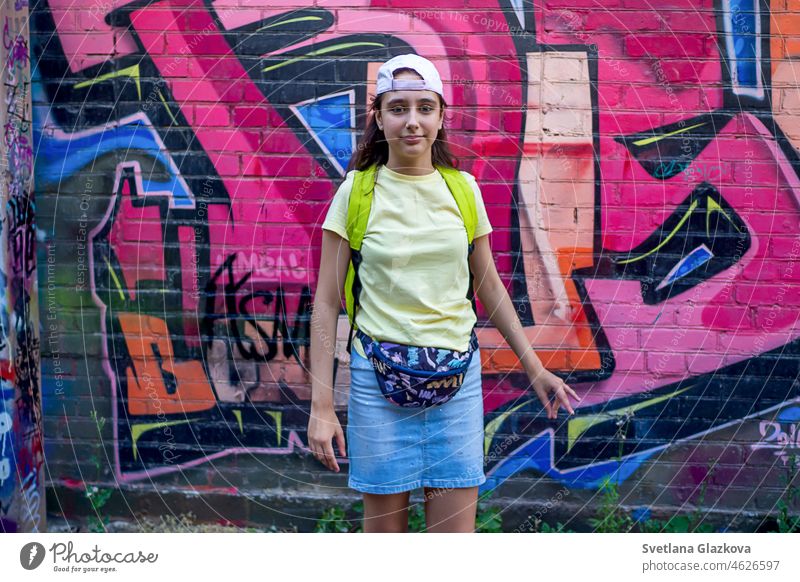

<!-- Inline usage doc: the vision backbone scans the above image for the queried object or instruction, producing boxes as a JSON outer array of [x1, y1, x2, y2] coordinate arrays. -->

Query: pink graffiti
[[530, 0, 800, 409]]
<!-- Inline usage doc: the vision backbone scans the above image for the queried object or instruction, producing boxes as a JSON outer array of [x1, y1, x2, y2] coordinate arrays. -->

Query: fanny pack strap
[[355, 328, 478, 357]]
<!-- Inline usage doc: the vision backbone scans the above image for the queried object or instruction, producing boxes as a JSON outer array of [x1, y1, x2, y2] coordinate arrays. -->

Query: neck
[[384, 153, 435, 176]]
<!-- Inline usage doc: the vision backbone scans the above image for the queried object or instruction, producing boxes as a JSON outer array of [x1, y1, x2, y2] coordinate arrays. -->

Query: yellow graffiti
[[259, 16, 323, 31], [566, 385, 693, 453], [484, 398, 535, 455], [615, 200, 699, 265], [706, 196, 742, 236], [157, 90, 179, 126], [263, 43, 385, 73], [265, 410, 282, 445], [131, 420, 192, 461], [103, 256, 126, 301], [632, 122, 707, 147], [75, 64, 142, 100], [229, 410, 282, 443]]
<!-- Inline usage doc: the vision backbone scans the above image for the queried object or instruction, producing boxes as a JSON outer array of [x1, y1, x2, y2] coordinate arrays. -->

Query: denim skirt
[[346, 344, 486, 494]]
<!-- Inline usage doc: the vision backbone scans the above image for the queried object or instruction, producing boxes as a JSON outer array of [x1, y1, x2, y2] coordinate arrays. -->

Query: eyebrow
[[385, 97, 438, 106]]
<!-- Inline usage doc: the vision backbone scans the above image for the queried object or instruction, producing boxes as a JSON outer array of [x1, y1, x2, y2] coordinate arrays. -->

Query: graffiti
[[29, 0, 800, 508], [752, 407, 800, 466], [3, 17, 27, 68], [754, 421, 800, 465], [6, 196, 34, 278], [0, 382, 14, 509], [0, 0, 41, 533]]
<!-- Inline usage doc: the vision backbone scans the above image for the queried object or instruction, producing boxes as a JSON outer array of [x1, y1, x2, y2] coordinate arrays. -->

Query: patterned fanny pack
[[355, 328, 479, 408]]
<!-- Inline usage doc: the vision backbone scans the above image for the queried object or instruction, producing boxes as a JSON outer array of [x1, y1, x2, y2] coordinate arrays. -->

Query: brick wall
[[32, 0, 800, 531], [1, 0, 43, 533]]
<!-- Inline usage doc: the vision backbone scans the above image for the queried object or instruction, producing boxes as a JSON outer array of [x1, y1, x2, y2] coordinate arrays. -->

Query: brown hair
[[346, 68, 459, 172]]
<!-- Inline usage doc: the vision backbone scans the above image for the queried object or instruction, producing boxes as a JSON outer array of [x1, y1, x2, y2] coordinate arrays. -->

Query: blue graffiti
[[725, 0, 762, 97], [0, 381, 16, 506], [31, 67, 194, 207], [481, 431, 660, 493]]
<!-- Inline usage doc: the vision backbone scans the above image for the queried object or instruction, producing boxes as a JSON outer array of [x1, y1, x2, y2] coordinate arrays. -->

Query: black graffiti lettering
[[202, 253, 311, 364]]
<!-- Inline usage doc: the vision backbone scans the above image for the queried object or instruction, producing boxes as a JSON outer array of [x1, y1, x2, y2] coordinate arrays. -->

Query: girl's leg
[[423, 486, 479, 533], [362, 491, 411, 532]]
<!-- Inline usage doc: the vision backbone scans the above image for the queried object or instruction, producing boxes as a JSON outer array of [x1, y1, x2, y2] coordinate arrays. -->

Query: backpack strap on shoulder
[[345, 163, 378, 251], [344, 163, 379, 354], [436, 165, 478, 245], [436, 165, 480, 319]]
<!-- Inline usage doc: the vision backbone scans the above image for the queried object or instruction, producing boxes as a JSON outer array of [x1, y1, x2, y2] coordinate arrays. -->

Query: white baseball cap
[[375, 53, 444, 98]]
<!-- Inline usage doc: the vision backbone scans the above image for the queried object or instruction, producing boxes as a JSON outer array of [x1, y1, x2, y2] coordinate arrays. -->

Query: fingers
[[541, 382, 582, 419], [310, 441, 340, 472], [323, 441, 340, 472], [534, 390, 552, 418], [335, 426, 347, 460], [308, 413, 345, 472], [557, 390, 575, 415]]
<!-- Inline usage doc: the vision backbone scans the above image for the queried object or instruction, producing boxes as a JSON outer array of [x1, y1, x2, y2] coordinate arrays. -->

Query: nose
[[405, 108, 419, 129]]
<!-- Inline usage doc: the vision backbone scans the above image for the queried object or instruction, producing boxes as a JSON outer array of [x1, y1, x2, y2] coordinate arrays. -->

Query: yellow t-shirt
[[321, 164, 493, 359]]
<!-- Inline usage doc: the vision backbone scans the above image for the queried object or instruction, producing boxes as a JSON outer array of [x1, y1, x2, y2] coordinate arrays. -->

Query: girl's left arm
[[469, 234, 581, 418]]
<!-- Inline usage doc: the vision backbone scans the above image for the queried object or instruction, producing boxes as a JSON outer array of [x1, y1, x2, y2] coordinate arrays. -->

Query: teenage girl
[[309, 54, 581, 533]]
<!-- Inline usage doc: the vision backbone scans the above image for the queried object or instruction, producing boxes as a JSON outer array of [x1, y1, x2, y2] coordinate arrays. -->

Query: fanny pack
[[355, 328, 479, 408]]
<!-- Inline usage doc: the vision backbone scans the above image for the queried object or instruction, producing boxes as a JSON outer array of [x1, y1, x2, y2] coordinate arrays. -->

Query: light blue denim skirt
[[346, 344, 486, 494]]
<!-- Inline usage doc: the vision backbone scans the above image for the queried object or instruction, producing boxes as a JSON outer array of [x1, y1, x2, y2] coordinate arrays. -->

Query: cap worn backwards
[[375, 53, 444, 98]]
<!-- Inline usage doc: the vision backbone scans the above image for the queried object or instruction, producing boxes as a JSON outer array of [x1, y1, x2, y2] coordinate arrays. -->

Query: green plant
[[136, 511, 295, 532], [588, 411, 636, 532], [588, 475, 636, 533], [536, 520, 576, 533], [84, 409, 115, 532], [587, 412, 719, 533], [775, 453, 800, 533], [314, 491, 505, 532], [475, 490, 504, 533], [314, 505, 359, 533], [407, 503, 427, 532], [637, 460, 717, 533], [85, 486, 114, 533]]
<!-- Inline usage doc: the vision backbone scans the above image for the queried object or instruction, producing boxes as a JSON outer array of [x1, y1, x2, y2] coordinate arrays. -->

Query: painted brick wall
[[1, 0, 43, 534], [31, 0, 800, 531]]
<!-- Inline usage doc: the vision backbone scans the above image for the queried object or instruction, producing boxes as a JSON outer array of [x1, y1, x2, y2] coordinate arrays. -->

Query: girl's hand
[[307, 405, 347, 472], [527, 366, 581, 420]]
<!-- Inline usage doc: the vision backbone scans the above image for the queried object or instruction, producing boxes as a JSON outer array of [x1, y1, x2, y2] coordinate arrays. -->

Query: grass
[[775, 453, 800, 533], [135, 513, 296, 533], [314, 490, 504, 533]]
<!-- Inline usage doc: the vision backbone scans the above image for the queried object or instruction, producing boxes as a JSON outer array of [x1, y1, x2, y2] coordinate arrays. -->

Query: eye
[[390, 106, 406, 114], [420, 105, 434, 113]]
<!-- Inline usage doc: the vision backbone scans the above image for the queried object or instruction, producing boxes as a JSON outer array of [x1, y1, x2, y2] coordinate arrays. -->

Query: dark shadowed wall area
[[30, 0, 800, 531]]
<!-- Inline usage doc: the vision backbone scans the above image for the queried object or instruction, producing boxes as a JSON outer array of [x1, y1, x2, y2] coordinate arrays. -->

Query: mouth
[[402, 136, 422, 143]]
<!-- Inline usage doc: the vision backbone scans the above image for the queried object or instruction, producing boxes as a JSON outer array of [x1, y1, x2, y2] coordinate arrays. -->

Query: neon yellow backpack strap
[[345, 163, 378, 250], [344, 163, 378, 326], [437, 165, 480, 321], [436, 165, 477, 244]]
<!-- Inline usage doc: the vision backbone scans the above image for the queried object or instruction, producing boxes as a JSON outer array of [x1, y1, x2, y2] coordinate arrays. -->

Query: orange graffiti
[[119, 313, 215, 415]]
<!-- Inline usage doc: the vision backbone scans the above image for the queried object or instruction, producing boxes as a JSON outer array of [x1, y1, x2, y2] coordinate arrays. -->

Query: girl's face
[[375, 69, 444, 172]]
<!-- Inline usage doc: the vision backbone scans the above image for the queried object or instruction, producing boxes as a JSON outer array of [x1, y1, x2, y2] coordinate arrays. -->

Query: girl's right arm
[[308, 229, 352, 472]]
